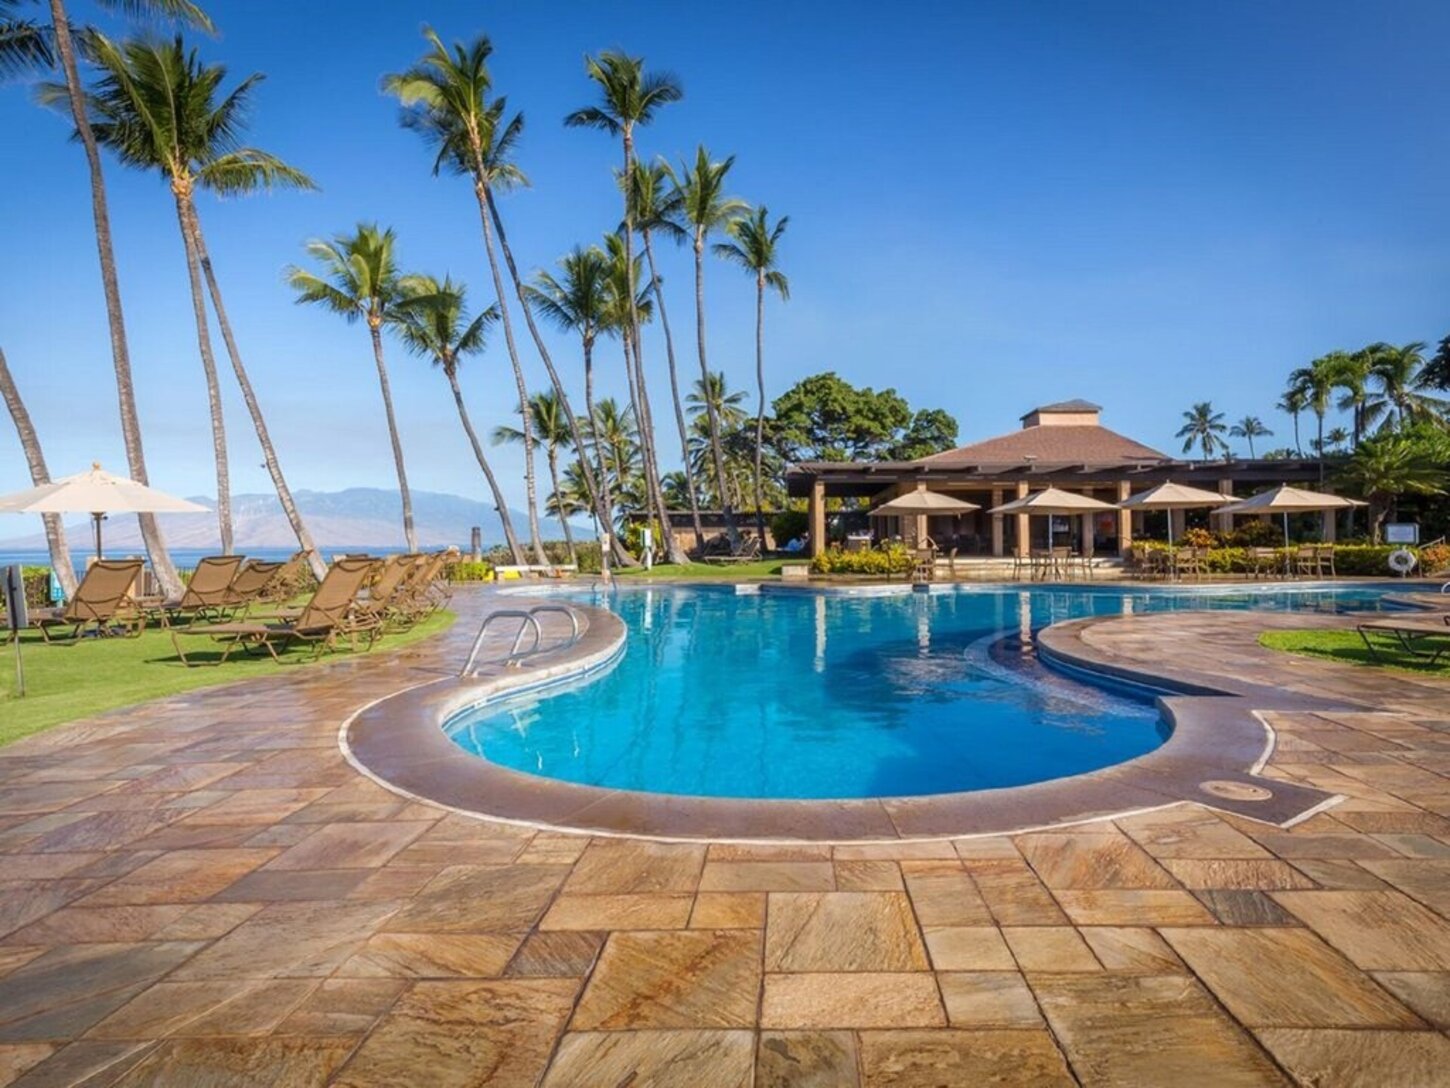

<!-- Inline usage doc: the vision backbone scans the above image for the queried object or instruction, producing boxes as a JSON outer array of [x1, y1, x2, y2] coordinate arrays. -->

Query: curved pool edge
[[341, 595, 1347, 843]]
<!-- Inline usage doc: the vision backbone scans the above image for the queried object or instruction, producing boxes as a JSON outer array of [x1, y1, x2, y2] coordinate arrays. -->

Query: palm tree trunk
[[0, 346, 76, 598], [752, 272, 768, 545], [626, 333, 686, 564], [367, 323, 417, 552], [693, 232, 738, 547], [187, 203, 325, 581], [1316, 411, 1325, 484], [641, 228, 705, 545], [546, 446, 576, 564], [483, 186, 637, 567], [1292, 412, 1301, 457], [581, 337, 617, 537], [173, 191, 232, 555], [48, 0, 181, 598], [446, 368, 522, 563], [470, 180, 548, 566]]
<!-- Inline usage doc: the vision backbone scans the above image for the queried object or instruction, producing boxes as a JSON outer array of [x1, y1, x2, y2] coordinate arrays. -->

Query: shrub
[[1421, 543, 1450, 575], [810, 544, 914, 576], [19, 566, 53, 609], [770, 510, 809, 547], [445, 560, 494, 583], [1181, 527, 1215, 548], [1332, 544, 1415, 576], [1225, 521, 1282, 547]]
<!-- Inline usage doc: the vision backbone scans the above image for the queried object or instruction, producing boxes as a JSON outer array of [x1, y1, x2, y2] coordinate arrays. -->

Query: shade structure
[[1118, 482, 1236, 552], [1213, 484, 1367, 564], [869, 490, 981, 517], [0, 463, 206, 559], [987, 487, 1118, 555]]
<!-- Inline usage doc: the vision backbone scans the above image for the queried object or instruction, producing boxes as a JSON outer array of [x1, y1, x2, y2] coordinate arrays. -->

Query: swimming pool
[[445, 584, 1397, 801]]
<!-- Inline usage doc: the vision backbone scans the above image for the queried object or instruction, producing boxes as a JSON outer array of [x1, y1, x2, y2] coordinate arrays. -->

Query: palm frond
[[0, 18, 51, 77], [198, 147, 316, 195], [95, 0, 214, 33]]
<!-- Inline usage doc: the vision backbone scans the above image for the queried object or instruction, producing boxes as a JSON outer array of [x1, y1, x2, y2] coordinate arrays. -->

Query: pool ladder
[[460, 604, 584, 677]]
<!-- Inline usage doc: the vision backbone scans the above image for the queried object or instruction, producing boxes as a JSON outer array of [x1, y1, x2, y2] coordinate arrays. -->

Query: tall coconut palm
[[1367, 341, 1446, 429], [286, 224, 417, 551], [1228, 415, 1272, 459], [384, 31, 555, 566], [15, 0, 212, 598], [687, 372, 750, 507], [564, 49, 686, 562], [1276, 386, 1306, 457], [54, 33, 324, 571], [670, 146, 749, 545], [391, 274, 523, 564], [0, 346, 76, 596], [493, 390, 577, 563], [625, 158, 704, 542], [585, 397, 643, 523], [1329, 348, 1376, 448], [1289, 354, 1340, 483], [1175, 402, 1228, 461], [713, 205, 789, 542]]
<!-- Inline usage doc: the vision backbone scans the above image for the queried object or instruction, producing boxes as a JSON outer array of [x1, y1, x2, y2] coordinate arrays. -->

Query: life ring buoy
[[1388, 549, 1417, 575]]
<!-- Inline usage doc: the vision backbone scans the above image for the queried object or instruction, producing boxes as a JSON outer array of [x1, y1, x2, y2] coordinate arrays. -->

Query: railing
[[460, 603, 583, 677]]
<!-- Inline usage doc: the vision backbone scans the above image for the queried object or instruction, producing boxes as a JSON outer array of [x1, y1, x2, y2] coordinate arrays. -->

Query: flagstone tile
[[1272, 890, 1450, 970], [756, 1030, 858, 1087], [1288, 858, 1389, 889], [1356, 858, 1450, 913], [1002, 926, 1100, 972], [765, 892, 928, 972], [2, 905, 193, 946], [5, 1039, 153, 1088], [1159, 858, 1316, 890], [712, 843, 834, 861], [698, 861, 834, 892], [857, 1028, 1074, 1086], [178, 788, 330, 826], [109, 1035, 356, 1088], [1371, 971, 1450, 1028], [513, 832, 588, 865], [210, 868, 370, 902], [1254, 1028, 1450, 1088], [689, 892, 767, 929], [761, 973, 944, 1029], [87, 979, 317, 1039], [834, 841, 957, 861], [276, 977, 406, 1036], [505, 931, 605, 978], [345, 866, 438, 901], [262, 820, 432, 871], [951, 836, 1022, 860], [382, 864, 568, 933], [1016, 831, 1178, 889], [331, 978, 575, 1088], [1030, 973, 1289, 1086], [0, 1043, 54, 1086], [169, 900, 398, 981], [1053, 889, 1218, 927], [564, 840, 707, 894], [387, 838, 528, 869], [1160, 927, 1421, 1028], [903, 871, 992, 926], [834, 860, 904, 891], [75, 848, 277, 907], [540, 894, 694, 931], [542, 1029, 755, 1088], [153, 902, 260, 941], [1117, 808, 1273, 860], [336, 932, 522, 978], [2, 855, 102, 880], [922, 927, 1015, 971], [572, 930, 761, 1030], [0, 947, 45, 982], [1079, 927, 1185, 974], [937, 972, 1044, 1028], [0, 880, 106, 941], [966, 861, 1070, 925]]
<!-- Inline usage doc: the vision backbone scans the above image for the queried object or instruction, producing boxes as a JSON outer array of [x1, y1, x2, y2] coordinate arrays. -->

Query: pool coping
[[338, 588, 1392, 842]]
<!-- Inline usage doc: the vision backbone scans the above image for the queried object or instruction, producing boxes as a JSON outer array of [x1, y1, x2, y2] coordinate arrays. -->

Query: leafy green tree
[[1229, 415, 1273, 458], [715, 205, 789, 536], [57, 33, 322, 570], [1423, 335, 1450, 391], [287, 224, 417, 551], [1338, 424, 1450, 541], [494, 390, 578, 563], [670, 146, 749, 543], [769, 372, 914, 463], [1176, 402, 1228, 461], [889, 408, 959, 461]]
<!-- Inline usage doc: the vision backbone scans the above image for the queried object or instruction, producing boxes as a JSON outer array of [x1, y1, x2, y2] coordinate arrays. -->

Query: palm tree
[[625, 158, 704, 542], [0, 346, 76, 596], [670, 146, 749, 544], [564, 50, 685, 562], [391, 274, 523, 564], [1338, 427, 1449, 541], [1276, 386, 1306, 456], [12, 0, 212, 598], [687, 372, 750, 506], [1289, 355, 1340, 483], [287, 224, 417, 551], [1367, 341, 1446, 429], [1176, 402, 1228, 461], [1328, 349, 1376, 447], [57, 33, 324, 572], [714, 205, 789, 542], [493, 390, 577, 563], [585, 397, 642, 523], [1228, 415, 1272, 458]]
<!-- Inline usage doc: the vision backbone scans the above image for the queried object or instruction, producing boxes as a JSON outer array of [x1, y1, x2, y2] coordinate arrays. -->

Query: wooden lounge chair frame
[[30, 559, 146, 643], [143, 555, 244, 628], [703, 536, 763, 565], [1356, 613, 1450, 666]]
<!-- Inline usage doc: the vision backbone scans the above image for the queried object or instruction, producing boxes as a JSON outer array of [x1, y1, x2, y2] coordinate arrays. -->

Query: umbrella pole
[[92, 512, 103, 561], [1167, 512, 1176, 582], [1282, 511, 1290, 577]]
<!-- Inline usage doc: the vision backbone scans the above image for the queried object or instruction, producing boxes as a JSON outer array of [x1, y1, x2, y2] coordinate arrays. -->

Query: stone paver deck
[[1, 588, 1448, 1086]]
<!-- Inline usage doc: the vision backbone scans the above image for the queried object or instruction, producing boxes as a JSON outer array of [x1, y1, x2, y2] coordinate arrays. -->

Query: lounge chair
[[221, 559, 283, 615], [169, 557, 379, 666], [29, 559, 146, 642], [1356, 613, 1450, 666], [703, 536, 763, 565], [258, 551, 311, 604], [142, 555, 244, 627]]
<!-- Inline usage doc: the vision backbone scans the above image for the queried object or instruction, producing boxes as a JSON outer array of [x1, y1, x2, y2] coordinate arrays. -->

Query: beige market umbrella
[[869, 490, 981, 516], [1119, 482, 1234, 551], [987, 487, 1117, 551], [0, 463, 206, 559], [1213, 484, 1366, 561]]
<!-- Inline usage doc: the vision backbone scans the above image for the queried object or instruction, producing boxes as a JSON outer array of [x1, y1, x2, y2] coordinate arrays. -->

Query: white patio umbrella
[[1213, 484, 1366, 572], [869, 490, 981, 516], [987, 487, 1118, 552], [0, 463, 207, 559], [1118, 482, 1234, 551]]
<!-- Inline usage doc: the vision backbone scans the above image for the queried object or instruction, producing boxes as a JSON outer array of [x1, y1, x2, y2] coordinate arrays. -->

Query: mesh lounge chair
[[1356, 613, 1450, 666], [30, 559, 146, 642], [221, 559, 283, 615], [169, 557, 378, 666], [703, 536, 762, 565], [258, 551, 311, 604], [143, 555, 244, 627]]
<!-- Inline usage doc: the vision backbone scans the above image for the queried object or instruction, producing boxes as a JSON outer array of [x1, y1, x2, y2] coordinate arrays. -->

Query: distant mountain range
[[0, 487, 591, 550]]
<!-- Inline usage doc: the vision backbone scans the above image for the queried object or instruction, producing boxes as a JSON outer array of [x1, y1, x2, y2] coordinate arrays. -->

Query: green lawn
[[0, 611, 455, 748], [612, 560, 791, 580], [1259, 628, 1450, 678]]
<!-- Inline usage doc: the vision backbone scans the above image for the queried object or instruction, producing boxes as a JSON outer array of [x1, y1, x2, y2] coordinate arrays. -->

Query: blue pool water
[[445, 584, 1399, 800]]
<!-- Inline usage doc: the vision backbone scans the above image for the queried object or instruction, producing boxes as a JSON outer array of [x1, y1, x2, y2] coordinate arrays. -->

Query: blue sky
[[2, 0, 1447, 508]]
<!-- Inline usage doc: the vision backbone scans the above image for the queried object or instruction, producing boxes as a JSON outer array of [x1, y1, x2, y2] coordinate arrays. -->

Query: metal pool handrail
[[460, 604, 584, 676]]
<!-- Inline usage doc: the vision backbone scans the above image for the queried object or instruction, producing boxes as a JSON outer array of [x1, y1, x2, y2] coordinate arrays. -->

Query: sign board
[[1384, 523, 1420, 545], [3, 565, 27, 632]]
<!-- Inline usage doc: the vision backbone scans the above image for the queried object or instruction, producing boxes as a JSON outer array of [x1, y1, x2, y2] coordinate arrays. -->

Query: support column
[[1116, 480, 1132, 555], [808, 478, 826, 558], [991, 487, 1005, 557], [1322, 510, 1337, 543], [1014, 480, 1030, 558], [1215, 478, 1234, 534]]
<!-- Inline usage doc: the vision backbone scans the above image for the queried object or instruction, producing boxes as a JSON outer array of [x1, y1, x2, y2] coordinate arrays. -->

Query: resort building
[[787, 400, 1327, 558]]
